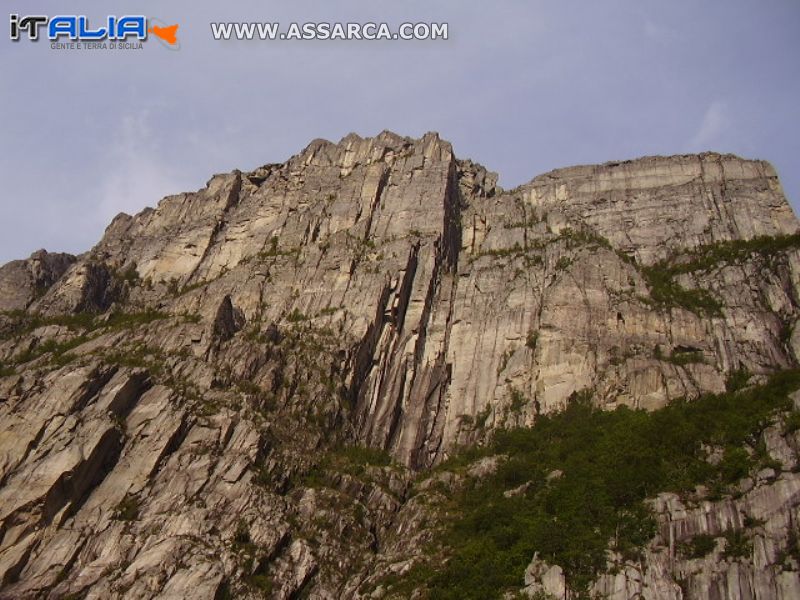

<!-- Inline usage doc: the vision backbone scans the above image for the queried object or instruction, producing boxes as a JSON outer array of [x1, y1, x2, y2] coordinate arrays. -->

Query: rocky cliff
[[1, 132, 799, 599]]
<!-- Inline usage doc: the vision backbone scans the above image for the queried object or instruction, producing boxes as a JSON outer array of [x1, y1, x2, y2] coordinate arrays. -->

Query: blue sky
[[1, 0, 798, 264]]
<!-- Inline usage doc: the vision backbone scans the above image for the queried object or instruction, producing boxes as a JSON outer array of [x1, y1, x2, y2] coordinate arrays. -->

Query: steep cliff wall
[[9, 132, 800, 468], [0, 132, 799, 599]]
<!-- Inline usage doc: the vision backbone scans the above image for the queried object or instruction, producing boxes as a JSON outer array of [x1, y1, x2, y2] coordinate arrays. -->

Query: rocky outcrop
[[19, 132, 799, 468], [522, 153, 796, 265], [0, 250, 75, 312], [0, 132, 799, 598]]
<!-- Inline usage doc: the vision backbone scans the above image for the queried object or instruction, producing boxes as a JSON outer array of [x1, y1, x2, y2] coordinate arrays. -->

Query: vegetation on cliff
[[398, 370, 800, 599]]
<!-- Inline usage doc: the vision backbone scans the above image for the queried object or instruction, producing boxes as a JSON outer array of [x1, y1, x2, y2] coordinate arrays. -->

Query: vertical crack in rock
[[401, 157, 463, 467], [185, 171, 243, 286], [43, 427, 124, 526], [349, 283, 393, 417], [208, 294, 246, 358], [148, 413, 191, 483], [441, 157, 463, 273], [74, 263, 118, 314], [105, 370, 152, 420], [70, 366, 118, 414], [391, 238, 449, 468], [0, 539, 35, 587], [393, 243, 420, 333], [413, 269, 460, 468], [361, 167, 390, 245], [356, 153, 464, 467]]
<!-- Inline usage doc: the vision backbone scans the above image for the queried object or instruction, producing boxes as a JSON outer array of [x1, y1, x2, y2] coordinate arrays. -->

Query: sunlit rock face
[[0, 132, 798, 599]]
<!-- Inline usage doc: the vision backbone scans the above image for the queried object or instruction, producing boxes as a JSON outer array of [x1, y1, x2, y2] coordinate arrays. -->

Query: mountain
[[1, 132, 800, 599]]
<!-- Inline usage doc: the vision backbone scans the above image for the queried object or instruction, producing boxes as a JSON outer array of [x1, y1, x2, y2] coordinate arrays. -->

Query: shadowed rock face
[[0, 132, 799, 598], [0, 250, 76, 312]]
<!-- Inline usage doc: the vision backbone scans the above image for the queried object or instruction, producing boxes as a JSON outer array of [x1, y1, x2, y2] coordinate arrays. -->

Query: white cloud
[[688, 101, 729, 151]]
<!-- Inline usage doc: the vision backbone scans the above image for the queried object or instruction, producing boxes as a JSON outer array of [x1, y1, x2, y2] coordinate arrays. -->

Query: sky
[[1, 0, 799, 264]]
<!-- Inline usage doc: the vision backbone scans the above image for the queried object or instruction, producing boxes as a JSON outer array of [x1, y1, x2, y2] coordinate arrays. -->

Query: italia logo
[[9, 14, 180, 49]]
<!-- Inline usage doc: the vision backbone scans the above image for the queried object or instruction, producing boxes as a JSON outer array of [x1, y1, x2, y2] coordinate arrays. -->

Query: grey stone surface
[[0, 250, 75, 312], [1, 132, 799, 598]]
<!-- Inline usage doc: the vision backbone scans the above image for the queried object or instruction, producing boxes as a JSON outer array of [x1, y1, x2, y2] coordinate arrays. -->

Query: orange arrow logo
[[149, 24, 178, 45]]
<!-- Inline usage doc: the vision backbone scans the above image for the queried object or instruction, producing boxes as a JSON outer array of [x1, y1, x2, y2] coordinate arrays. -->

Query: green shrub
[[263, 236, 280, 256], [1, 309, 167, 345], [247, 572, 273, 595], [639, 234, 800, 317], [259, 236, 300, 260], [0, 363, 15, 377], [405, 370, 800, 599], [722, 529, 752, 560], [286, 308, 308, 323], [777, 528, 800, 570], [14, 335, 90, 365], [555, 256, 572, 271], [726, 367, 752, 393], [303, 444, 394, 485], [509, 388, 527, 413], [336, 444, 392, 468], [679, 534, 716, 559], [743, 515, 765, 529], [114, 494, 140, 521], [233, 520, 252, 547], [667, 349, 705, 366], [474, 405, 492, 430], [113, 264, 140, 285], [526, 331, 539, 351], [105, 310, 168, 329], [0, 310, 96, 341], [672, 234, 800, 274], [784, 411, 800, 435], [641, 266, 722, 316]]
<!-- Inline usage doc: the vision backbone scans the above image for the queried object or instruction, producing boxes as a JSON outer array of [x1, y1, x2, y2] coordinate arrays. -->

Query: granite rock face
[[1, 132, 799, 598], [0, 250, 76, 312]]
